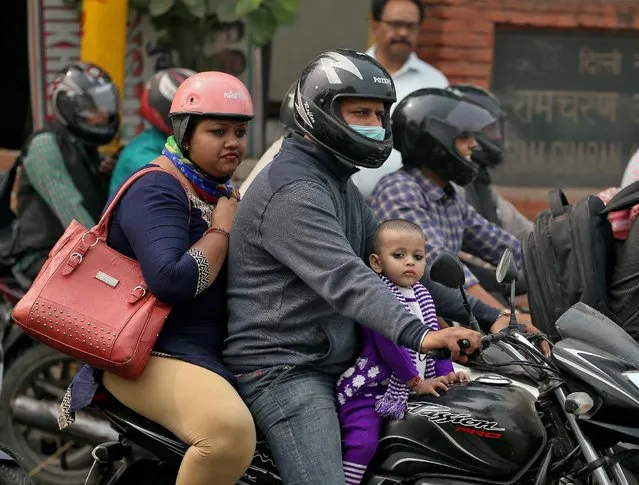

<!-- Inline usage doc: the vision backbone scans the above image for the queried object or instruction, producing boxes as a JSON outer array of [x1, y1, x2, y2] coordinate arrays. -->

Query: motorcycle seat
[[556, 302, 639, 368], [93, 391, 187, 458]]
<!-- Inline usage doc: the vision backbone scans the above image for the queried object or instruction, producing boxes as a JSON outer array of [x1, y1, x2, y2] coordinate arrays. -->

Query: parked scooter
[[82, 250, 638, 484]]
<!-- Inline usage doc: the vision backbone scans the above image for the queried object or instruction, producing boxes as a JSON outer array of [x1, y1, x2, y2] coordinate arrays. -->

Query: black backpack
[[522, 185, 639, 342], [0, 130, 55, 261]]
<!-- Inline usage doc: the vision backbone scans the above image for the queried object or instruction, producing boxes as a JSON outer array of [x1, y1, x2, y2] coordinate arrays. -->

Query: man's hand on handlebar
[[421, 327, 482, 363]]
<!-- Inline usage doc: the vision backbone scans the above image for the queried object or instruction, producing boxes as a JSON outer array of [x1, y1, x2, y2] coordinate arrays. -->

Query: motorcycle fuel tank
[[371, 379, 546, 483]]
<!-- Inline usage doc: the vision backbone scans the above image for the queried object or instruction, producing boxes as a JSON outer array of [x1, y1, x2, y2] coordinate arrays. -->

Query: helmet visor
[[77, 84, 119, 126], [444, 99, 499, 136]]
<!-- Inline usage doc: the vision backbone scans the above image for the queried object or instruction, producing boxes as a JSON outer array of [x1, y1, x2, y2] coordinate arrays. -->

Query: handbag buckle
[[128, 285, 147, 304], [62, 251, 84, 276], [81, 232, 100, 248]]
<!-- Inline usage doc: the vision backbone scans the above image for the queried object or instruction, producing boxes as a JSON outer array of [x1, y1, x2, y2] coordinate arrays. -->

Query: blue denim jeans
[[235, 365, 345, 485]]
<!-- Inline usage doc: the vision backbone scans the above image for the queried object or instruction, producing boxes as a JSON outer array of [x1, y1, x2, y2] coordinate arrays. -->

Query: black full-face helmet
[[392, 88, 499, 186], [293, 49, 397, 169], [50, 62, 120, 145], [449, 84, 506, 168]]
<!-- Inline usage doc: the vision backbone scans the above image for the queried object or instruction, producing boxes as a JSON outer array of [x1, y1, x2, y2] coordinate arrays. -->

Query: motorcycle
[[0, 272, 110, 485], [83, 249, 638, 484], [0, 273, 28, 366], [0, 441, 37, 485], [0, 291, 39, 485]]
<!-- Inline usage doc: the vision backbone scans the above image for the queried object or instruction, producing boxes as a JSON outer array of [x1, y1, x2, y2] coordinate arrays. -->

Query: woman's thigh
[[103, 356, 255, 450]]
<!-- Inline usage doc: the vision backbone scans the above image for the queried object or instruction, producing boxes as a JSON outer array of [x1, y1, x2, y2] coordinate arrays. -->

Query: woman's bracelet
[[205, 227, 230, 240], [417, 328, 431, 362]]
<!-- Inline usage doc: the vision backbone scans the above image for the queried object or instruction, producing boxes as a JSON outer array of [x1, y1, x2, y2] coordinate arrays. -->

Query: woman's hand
[[212, 197, 238, 233]]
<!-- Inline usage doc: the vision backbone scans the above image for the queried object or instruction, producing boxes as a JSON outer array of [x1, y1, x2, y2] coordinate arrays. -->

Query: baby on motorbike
[[336, 219, 470, 484]]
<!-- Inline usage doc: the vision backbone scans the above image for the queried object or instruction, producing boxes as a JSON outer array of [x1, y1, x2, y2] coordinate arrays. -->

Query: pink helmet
[[169, 71, 254, 147]]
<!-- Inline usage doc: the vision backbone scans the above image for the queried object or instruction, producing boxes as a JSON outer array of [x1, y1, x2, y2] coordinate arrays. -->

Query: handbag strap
[[60, 167, 193, 283], [92, 167, 191, 239]]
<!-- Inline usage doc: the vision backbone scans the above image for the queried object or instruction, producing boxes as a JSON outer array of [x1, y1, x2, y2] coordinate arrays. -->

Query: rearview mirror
[[429, 251, 466, 289], [429, 251, 481, 333], [496, 248, 518, 285]]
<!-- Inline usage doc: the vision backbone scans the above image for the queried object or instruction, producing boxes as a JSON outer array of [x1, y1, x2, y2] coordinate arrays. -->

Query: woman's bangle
[[417, 329, 431, 362], [205, 227, 230, 240]]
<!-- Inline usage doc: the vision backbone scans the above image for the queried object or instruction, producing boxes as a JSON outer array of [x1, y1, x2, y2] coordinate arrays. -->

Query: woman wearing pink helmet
[[108, 67, 196, 195], [60, 72, 256, 485]]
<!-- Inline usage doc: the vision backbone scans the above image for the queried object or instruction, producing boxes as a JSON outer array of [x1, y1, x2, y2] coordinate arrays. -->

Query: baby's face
[[374, 230, 426, 288]]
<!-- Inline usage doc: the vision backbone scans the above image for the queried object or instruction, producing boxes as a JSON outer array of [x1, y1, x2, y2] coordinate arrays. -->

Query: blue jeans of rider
[[235, 365, 346, 485]]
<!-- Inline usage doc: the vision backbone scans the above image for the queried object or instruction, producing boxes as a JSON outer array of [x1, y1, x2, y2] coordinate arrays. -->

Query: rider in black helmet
[[370, 87, 527, 309], [450, 84, 533, 240], [52, 63, 120, 146], [225, 50, 511, 485], [390, 88, 493, 185], [243, 46, 399, 192], [291, 51, 395, 168], [3, 62, 119, 281]]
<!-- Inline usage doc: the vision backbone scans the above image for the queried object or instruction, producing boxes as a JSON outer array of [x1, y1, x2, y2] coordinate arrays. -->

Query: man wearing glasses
[[354, 0, 449, 197], [367, 0, 448, 104]]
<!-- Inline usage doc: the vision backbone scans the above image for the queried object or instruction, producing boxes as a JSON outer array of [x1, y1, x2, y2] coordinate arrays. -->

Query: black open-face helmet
[[293, 49, 397, 169], [392, 88, 499, 186]]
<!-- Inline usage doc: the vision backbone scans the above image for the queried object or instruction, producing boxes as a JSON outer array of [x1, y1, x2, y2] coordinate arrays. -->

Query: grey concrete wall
[[268, 0, 370, 102]]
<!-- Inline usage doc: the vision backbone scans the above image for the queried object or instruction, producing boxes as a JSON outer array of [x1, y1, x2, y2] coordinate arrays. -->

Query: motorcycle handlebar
[[428, 334, 504, 361], [428, 338, 472, 361]]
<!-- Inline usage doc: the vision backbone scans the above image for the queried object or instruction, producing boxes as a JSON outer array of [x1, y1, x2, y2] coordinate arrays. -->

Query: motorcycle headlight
[[565, 392, 594, 415], [622, 371, 639, 390]]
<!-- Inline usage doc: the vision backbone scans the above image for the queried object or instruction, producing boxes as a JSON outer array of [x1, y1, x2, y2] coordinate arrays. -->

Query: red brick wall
[[418, 0, 639, 87], [416, 0, 639, 218]]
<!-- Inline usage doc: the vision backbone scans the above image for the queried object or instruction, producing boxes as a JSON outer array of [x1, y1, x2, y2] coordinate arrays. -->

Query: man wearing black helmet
[[225, 50, 523, 485], [370, 87, 526, 309], [3, 62, 118, 280], [450, 84, 533, 241]]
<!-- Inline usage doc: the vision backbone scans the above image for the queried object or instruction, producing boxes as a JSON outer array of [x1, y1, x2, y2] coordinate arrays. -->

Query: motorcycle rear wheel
[[0, 344, 94, 485], [0, 462, 36, 485]]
